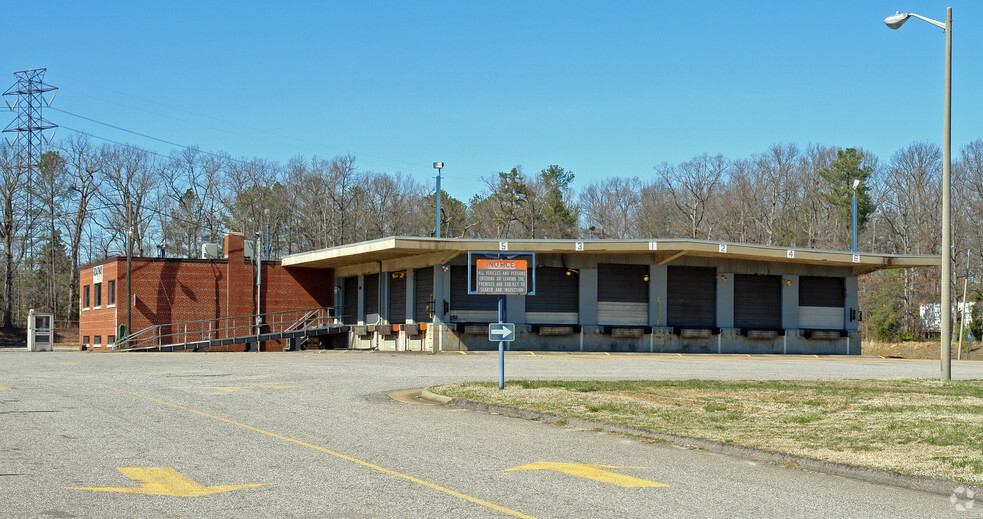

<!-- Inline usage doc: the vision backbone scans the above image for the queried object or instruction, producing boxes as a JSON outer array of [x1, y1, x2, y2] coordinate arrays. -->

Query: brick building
[[79, 232, 939, 355], [79, 232, 333, 351]]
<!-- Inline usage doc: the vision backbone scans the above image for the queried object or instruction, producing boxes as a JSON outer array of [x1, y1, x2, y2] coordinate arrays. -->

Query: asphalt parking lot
[[1, 350, 980, 518]]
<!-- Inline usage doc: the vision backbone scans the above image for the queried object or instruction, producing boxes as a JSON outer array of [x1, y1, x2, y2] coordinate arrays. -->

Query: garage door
[[597, 264, 648, 325], [734, 275, 781, 329], [364, 274, 379, 318], [388, 274, 406, 324], [667, 266, 716, 328], [414, 267, 434, 323], [342, 277, 358, 324], [526, 267, 578, 324], [799, 276, 844, 329]]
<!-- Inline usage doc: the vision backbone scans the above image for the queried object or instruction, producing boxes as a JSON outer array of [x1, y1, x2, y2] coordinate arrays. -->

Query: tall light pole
[[884, 8, 952, 381], [851, 179, 860, 253], [433, 162, 444, 238], [125, 201, 133, 343], [264, 208, 271, 261]]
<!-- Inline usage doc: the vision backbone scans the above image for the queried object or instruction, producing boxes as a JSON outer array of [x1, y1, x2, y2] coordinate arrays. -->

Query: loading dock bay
[[0, 350, 973, 518]]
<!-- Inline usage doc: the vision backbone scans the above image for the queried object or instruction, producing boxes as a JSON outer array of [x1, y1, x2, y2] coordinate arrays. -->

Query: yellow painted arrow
[[68, 467, 266, 497], [503, 462, 668, 488]]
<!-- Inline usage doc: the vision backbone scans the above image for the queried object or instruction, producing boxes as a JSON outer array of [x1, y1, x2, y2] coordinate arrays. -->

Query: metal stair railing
[[114, 307, 337, 351]]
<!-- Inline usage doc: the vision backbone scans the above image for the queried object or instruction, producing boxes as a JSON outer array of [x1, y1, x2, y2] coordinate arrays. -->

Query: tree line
[[2, 135, 979, 341]]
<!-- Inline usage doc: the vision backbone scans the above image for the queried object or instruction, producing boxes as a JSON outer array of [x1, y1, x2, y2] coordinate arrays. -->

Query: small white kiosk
[[27, 309, 54, 352]]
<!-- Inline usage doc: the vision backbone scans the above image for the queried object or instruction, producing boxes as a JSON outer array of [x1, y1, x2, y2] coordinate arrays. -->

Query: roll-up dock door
[[342, 277, 358, 324], [799, 276, 845, 329], [388, 274, 406, 324], [450, 265, 497, 322], [364, 273, 380, 320], [526, 267, 578, 324], [667, 266, 716, 328], [414, 267, 434, 323], [734, 274, 781, 329], [597, 264, 648, 325]]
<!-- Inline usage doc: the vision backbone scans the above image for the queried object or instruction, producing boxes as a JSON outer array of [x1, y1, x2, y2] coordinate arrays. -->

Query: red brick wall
[[78, 261, 121, 350], [79, 232, 334, 352]]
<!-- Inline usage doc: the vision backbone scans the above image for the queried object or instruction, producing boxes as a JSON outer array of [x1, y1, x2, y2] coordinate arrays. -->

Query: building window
[[83, 286, 90, 309], [107, 280, 116, 306], [108, 335, 116, 348], [94, 282, 102, 308], [94, 336, 101, 349], [82, 336, 90, 349]]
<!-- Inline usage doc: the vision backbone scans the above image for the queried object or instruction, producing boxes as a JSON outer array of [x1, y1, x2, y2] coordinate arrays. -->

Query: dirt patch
[[863, 340, 983, 360]]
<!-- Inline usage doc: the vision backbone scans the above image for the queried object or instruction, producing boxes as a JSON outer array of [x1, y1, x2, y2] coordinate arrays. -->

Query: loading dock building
[[78, 233, 938, 354], [283, 237, 939, 354]]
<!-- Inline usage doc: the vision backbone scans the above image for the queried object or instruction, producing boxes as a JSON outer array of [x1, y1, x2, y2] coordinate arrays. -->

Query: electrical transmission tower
[[3, 68, 58, 267]]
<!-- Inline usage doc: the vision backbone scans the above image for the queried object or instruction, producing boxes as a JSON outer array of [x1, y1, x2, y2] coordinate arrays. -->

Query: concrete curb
[[435, 396, 982, 498], [420, 389, 453, 404]]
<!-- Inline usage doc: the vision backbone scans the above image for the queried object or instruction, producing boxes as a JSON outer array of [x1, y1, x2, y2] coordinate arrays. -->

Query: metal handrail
[[114, 307, 336, 351]]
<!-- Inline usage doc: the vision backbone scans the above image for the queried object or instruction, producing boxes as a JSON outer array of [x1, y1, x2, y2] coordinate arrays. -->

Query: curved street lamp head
[[884, 11, 910, 29]]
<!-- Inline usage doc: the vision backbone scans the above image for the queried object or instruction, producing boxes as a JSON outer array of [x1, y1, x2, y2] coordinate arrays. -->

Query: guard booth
[[27, 309, 54, 352]]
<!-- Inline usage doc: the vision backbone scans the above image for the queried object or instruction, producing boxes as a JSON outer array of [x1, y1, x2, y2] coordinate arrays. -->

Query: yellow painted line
[[503, 462, 668, 488], [145, 370, 206, 375], [604, 352, 611, 356], [879, 355, 886, 359], [215, 385, 295, 392], [458, 351, 467, 355], [528, 352, 536, 356], [813, 355, 820, 358], [0, 385, 11, 390], [104, 387, 535, 519], [68, 467, 264, 496]]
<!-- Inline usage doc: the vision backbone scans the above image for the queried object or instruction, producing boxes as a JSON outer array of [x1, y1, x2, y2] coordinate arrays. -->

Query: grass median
[[430, 379, 983, 484]]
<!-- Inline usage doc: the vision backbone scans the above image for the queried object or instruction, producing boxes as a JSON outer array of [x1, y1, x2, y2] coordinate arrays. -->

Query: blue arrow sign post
[[489, 323, 515, 341], [469, 251, 535, 390]]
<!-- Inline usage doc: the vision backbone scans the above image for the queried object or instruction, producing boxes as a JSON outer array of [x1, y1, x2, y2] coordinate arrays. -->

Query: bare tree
[[656, 153, 727, 239], [62, 135, 102, 320], [578, 177, 642, 239], [0, 142, 26, 327], [97, 144, 157, 256]]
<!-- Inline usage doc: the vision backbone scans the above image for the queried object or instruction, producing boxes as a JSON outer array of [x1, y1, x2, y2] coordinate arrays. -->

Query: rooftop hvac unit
[[201, 243, 219, 259]]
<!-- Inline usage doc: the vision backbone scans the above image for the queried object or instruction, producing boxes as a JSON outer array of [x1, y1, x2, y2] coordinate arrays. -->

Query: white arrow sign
[[489, 323, 515, 341]]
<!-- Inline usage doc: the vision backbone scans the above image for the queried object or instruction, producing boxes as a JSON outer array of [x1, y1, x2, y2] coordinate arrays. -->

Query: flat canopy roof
[[281, 237, 940, 278]]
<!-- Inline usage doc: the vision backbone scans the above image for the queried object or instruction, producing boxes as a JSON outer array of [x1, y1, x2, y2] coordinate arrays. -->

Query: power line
[[45, 71, 427, 173], [51, 107, 230, 162]]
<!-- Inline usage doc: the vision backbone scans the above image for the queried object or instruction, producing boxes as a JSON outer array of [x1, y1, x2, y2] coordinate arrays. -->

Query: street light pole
[[433, 162, 444, 238], [264, 208, 271, 261], [884, 7, 952, 381], [125, 202, 133, 344], [851, 179, 860, 253]]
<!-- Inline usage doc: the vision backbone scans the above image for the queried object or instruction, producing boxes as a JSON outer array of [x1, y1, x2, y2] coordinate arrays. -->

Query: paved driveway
[[1, 351, 979, 518]]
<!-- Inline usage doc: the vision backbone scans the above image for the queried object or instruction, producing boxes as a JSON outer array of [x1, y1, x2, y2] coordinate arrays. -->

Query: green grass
[[430, 379, 983, 483]]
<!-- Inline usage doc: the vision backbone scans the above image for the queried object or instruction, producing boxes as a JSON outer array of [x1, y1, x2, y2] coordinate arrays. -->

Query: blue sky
[[4, 1, 981, 200]]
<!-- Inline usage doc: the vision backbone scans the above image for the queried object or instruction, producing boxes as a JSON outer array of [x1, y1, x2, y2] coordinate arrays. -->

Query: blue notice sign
[[489, 323, 516, 342]]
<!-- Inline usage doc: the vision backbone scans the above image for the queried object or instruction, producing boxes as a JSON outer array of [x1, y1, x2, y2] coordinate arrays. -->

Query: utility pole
[[255, 231, 262, 352], [126, 202, 133, 342], [3, 69, 57, 272]]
